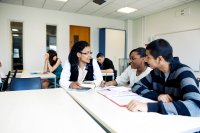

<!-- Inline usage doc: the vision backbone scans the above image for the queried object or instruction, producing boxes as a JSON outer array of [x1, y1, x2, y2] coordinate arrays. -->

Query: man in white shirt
[[102, 47, 151, 87]]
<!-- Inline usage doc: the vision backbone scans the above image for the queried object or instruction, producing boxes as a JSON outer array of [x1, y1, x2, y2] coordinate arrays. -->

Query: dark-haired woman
[[60, 41, 103, 89], [102, 47, 151, 87], [42, 50, 63, 88]]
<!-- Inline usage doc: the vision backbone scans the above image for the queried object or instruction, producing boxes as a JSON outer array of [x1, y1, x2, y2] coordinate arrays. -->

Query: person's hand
[[158, 94, 173, 102], [127, 100, 148, 112], [70, 82, 81, 89], [44, 53, 49, 60], [99, 80, 106, 87], [105, 80, 116, 86]]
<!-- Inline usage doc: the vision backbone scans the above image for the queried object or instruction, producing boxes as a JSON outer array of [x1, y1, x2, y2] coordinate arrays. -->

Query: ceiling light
[[12, 29, 19, 31], [56, 0, 68, 2], [117, 7, 137, 14]]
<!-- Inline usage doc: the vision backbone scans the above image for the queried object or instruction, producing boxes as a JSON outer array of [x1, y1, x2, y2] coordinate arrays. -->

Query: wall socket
[[175, 7, 190, 17]]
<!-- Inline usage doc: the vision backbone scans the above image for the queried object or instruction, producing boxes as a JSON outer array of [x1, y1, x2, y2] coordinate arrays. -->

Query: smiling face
[[77, 46, 92, 64], [129, 51, 146, 69]]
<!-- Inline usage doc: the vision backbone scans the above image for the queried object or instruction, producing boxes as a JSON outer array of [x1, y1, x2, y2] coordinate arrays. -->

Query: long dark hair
[[68, 41, 89, 67], [47, 50, 57, 66]]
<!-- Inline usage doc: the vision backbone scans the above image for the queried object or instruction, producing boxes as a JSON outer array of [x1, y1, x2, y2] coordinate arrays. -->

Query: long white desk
[[0, 88, 105, 133], [67, 90, 200, 133], [18, 71, 56, 88]]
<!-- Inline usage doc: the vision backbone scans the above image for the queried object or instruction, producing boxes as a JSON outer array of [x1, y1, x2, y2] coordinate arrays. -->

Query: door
[[70, 25, 90, 50]]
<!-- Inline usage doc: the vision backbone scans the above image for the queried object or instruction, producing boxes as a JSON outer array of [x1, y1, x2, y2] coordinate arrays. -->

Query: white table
[[0, 88, 105, 133], [67, 90, 200, 133], [18, 71, 56, 88]]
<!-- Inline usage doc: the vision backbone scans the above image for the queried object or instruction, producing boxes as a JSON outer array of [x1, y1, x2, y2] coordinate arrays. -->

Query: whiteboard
[[154, 29, 200, 71]]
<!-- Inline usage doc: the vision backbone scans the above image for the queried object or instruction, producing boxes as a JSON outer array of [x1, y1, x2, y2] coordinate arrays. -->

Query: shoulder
[[92, 58, 97, 63], [57, 58, 62, 64], [146, 67, 152, 73]]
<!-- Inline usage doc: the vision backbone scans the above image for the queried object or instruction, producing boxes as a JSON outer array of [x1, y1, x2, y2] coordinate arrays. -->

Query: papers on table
[[80, 83, 95, 90], [98, 86, 155, 107]]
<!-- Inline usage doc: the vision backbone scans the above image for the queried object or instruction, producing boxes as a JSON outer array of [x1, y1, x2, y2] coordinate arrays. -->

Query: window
[[11, 22, 23, 71], [46, 25, 57, 51]]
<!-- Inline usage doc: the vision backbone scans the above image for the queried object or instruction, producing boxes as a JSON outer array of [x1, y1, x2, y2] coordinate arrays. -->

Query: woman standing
[[60, 41, 103, 89]]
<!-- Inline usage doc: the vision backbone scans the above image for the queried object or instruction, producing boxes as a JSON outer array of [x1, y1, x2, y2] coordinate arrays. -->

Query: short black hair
[[129, 47, 146, 58], [96, 53, 104, 58], [146, 39, 173, 62]]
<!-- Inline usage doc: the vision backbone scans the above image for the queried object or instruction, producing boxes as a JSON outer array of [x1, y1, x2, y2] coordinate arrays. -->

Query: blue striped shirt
[[131, 57, 200, 117]]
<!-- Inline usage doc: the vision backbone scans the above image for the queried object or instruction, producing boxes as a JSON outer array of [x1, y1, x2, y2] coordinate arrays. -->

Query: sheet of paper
[[109, 86, 131, 92], [98, 87, 156, 107]]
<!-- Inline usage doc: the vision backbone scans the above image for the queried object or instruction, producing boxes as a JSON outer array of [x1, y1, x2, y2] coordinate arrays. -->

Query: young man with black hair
[[127, 39, 200, 117], [97, 53, 115, 81]]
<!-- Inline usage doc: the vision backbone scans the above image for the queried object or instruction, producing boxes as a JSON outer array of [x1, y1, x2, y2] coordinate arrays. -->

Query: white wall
[[0, 3, 125, 74], [133, 0, 200, 47]]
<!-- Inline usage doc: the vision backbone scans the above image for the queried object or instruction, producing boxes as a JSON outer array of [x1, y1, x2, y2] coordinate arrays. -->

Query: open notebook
[[98, 86, 155, 107]]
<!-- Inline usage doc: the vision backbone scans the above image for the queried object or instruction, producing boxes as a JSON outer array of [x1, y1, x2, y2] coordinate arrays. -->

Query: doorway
[[69, 25, 90, 50]]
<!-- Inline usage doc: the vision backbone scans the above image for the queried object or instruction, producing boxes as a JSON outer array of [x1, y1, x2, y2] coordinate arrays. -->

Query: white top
[[60, 59, 103, 90], [67, 90, 200, 133], [116, 66, 152, 87], [0, 88, 105, 133]]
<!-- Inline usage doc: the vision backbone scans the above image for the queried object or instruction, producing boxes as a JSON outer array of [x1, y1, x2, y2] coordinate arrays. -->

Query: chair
[[10, 77, 42, 91], [12, 69, 17, 78], [1, 71, 11, 91]]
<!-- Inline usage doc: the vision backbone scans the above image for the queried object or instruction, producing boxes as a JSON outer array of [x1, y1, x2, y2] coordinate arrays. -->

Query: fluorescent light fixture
[[56, 0, 68, 2], [12, 29, 19, 31], [117, 7, 137, 14], [13, 34, 19, 37]]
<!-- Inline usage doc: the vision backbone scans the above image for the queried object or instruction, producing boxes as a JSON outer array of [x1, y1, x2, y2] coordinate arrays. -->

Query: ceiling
[[0, 0, 195, 20]]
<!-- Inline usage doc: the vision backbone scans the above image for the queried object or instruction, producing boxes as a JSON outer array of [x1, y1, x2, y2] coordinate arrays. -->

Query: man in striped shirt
[[127, 39, 200, 117]]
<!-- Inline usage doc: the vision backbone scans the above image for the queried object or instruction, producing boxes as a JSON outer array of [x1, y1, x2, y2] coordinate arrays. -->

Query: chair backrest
[[114, 70, 117, 80], [13, 69, 17, 78], [10, 77, 42, 91], [1, 71, 11, 91]]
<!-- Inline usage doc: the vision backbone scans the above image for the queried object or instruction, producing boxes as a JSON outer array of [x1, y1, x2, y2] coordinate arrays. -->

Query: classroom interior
[[0, 0, 200, 74], [0, 0, 200, 132]]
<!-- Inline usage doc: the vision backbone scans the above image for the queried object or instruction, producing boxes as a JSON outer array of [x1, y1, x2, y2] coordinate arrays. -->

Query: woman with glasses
[[60, 41, 103, 89], [102, 47, 151, 88]]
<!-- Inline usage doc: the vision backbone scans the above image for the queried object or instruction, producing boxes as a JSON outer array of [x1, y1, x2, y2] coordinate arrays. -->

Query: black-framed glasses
[[80, 51, 93, 55]]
